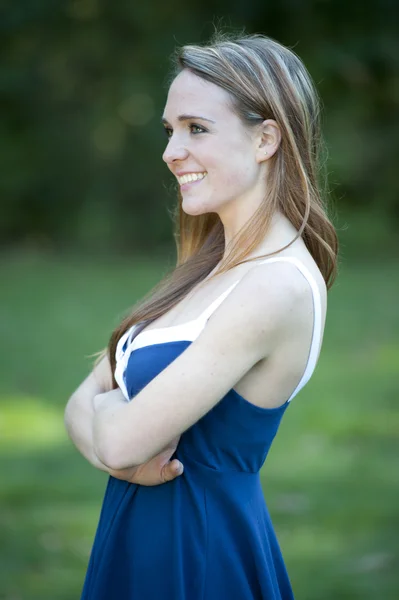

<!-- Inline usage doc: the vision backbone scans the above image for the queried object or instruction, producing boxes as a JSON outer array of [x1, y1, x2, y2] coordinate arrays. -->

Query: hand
[[108, 435, 184, 486]]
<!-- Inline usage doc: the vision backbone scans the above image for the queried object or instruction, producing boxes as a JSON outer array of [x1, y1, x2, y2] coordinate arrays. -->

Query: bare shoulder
[[239, 257, 317, 315], [241, 259, 317, 333], [247, 258, 316, 302], [201, 257, 322, 361]]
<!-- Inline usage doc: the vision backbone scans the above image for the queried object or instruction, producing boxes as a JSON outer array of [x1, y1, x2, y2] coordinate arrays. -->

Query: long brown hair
[[106, 32, 338, 381]]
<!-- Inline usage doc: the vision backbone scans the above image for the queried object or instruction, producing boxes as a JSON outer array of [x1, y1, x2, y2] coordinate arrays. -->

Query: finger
[[173, 460, 184, 476], [163, 460, 184, 482]]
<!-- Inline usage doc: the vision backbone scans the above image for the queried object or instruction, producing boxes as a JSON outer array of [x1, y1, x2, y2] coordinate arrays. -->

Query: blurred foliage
[[0, 253, 398, 599], [1, 0, 398, 253]]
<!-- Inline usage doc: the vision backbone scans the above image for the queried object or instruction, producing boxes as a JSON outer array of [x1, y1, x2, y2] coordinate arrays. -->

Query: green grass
[[0, 251, 398, 599]]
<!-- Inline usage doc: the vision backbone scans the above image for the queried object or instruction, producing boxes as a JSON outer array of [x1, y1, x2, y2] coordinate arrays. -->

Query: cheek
[[206, 137, 254, 184], [214, 158, 255, 190]]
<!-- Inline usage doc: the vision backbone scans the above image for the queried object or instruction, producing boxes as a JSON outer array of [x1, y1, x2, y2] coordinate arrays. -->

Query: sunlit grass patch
[[0, 395, 67, 450]]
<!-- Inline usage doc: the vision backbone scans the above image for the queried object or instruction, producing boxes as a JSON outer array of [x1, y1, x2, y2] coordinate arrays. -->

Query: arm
[[65, 354, 185, 484], [93, 262, 311, 470], [64, 353, 116, 472]]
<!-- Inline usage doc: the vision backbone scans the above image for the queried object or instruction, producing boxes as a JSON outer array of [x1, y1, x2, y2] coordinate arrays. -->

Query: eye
[[163, 126, 173, 139], [190, 123, 206, 134]]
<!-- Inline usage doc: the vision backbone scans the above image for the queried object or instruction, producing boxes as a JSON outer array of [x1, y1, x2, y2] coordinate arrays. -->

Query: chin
[[182, 198, 213, 216]]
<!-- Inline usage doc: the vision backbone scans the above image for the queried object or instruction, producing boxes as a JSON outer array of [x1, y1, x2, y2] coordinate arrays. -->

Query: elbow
[[93, 432, 142, 471], [92, 433, 118, 469], [97, 451, 141, 472], [93, 408, 151, 469]]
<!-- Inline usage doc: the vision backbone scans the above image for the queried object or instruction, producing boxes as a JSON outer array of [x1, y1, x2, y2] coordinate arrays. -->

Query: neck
[[218, 188, 265, 249], [220, 210, 299, 263]]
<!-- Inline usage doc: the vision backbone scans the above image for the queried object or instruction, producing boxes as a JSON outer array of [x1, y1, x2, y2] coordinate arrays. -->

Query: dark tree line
[[1, 0, 398, 252]]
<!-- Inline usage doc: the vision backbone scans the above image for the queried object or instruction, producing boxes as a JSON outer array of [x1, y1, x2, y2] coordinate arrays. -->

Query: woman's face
[[162, 69, 265, 218]]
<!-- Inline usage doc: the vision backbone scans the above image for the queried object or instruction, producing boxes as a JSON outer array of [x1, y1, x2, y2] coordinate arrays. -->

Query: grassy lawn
[[0, 251, 398, 599]]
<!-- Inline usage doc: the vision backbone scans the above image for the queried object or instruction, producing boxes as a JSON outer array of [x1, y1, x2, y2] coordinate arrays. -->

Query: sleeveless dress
[[81, 257, 323, 600]]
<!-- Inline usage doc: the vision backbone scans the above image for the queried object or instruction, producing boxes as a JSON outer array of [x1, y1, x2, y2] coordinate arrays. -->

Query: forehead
[[164, 69, 233, 121]]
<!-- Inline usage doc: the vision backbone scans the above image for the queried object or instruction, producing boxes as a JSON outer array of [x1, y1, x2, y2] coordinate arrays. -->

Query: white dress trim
[[115, 257, 323, 403]]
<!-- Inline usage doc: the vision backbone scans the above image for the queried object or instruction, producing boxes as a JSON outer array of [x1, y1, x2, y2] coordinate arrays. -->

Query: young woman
[[65, 32, 338, 600]]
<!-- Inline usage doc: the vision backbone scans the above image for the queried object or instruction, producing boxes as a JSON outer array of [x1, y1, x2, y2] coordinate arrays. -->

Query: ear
[[255, 119, 281, 163]]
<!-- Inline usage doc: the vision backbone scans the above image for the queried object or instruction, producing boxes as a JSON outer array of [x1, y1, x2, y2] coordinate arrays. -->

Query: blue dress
[[81, 257, 323, 600]]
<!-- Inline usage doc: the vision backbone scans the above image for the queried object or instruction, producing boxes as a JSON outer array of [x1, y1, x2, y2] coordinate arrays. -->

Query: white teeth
[[177, 172, 207, 185]]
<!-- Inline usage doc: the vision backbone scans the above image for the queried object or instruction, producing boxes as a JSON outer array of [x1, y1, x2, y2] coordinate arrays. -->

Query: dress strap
[[253, 257, 323, 401], [194, 256, 323, 402], [196, 281, 241, 324]]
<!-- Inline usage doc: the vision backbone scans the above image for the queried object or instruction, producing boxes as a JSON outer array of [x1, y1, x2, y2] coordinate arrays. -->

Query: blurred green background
[[1, 1, 398, 599]]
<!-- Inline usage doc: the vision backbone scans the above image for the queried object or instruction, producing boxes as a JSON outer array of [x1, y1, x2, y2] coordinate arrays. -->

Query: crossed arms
[[65, 262, 311, 475]]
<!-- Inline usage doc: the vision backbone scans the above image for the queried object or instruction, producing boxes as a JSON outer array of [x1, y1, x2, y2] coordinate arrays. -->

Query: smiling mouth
[[177, 172, 207, 186]]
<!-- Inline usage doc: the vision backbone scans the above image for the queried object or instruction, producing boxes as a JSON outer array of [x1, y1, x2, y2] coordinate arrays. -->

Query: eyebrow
[[161, 114, 216, 125]]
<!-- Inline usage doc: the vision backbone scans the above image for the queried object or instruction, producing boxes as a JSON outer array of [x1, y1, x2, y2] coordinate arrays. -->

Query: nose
[[162, 136, 189, 165]]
